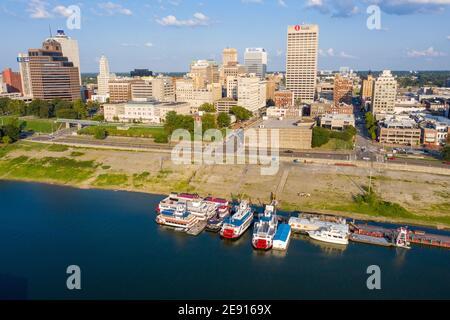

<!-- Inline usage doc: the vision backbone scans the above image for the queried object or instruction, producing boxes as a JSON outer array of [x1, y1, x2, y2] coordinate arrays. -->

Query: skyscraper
[[286, 24, 319, 104], [27, 39, 80, 101], [371, 70, 397, 116], [50, 30, 81, 85], [222, 48, 238, 66], [244, 48, 267, 79], [189, 60, 219, 89], [97, 55, 110, 96], [333, 74, 353, 106], [17, 53, 33, 97]]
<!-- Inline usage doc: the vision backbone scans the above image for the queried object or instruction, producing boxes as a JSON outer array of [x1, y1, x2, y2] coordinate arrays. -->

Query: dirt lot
[[4, 143, 450, 227]]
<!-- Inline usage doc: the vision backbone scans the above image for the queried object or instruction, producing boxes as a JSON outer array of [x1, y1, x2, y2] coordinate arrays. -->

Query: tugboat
[[220, 200, 254, 239], [395, 227, 411, 249], [252, 201, 278, 250]]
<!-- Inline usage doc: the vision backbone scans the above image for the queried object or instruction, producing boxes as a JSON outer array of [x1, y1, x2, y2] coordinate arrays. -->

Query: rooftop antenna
[[49, 25, 53, 38]]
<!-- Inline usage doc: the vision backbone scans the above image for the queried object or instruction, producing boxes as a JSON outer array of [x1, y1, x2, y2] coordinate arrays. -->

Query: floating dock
[[186, 221, 207, 236]]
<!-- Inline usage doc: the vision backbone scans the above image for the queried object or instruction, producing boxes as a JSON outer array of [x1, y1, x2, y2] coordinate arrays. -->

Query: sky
[[1, 0, 450, 73]]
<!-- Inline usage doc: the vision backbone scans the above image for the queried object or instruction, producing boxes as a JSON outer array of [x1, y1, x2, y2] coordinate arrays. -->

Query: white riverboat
[[308, 226, 349, 245]]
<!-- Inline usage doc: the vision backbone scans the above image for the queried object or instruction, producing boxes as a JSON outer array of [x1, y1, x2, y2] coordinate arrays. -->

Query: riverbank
[[1, 141, 449, 229]]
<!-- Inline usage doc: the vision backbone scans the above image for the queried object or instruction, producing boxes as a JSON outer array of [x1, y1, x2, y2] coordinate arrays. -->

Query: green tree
[[73, 99, 88, 119], [200, 113, 217, 133], [365, 112, 377, 141], [93, 127, 107, 140], [442, 146, 450, 161], [2, 136, 12, 145], [217, 112, 231, 128], [7, 100, 27, 116], [164, 111, 195, 135], [0, 97, 11, 114], [312, 126, 330, 148], [199, 103, 216, 113], [230, 106, 252, 122], [2, 117, 24, 142], [27, 99, 48, 117], [56, 108, 78, 119]]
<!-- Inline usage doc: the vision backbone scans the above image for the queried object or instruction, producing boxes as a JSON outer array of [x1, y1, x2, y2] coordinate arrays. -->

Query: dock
[[187, 221, 207, 236]]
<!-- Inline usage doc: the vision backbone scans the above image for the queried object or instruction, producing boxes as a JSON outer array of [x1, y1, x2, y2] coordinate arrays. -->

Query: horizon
[[1, 0, 450, 73]]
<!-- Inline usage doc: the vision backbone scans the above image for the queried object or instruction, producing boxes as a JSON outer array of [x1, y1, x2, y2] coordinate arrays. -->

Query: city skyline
[[1, 0, 450, 73]]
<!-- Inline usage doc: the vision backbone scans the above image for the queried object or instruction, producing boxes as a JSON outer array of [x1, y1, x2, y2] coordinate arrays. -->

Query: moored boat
[[155, 202, 198, 230], [252, 201, 278, 250], [308, 226, 349, 245], [220, 200, 254, 239], [273, 224, 292, 251]]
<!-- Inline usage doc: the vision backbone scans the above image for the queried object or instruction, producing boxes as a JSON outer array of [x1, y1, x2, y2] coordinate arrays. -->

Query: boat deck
[[187, 221, 207, 236], [349, 234, 394, 247]]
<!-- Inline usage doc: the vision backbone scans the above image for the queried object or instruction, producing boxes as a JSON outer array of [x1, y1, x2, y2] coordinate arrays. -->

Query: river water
[[0, 180, 449, 299]]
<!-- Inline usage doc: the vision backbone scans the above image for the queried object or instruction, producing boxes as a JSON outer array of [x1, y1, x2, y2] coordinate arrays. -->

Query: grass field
[[78, 125, 167, 140], [318, 138, 354, 150], [0, 116, 63, 133]]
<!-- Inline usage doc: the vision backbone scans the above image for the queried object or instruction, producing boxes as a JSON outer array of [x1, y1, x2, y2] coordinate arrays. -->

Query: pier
[[187, 221, 207, 236]]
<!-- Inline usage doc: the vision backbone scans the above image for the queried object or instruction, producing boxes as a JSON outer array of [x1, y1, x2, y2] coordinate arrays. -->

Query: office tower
[[371, 70, 398, 116], [286, 24, 319, 104], [130, 77, 175, 102], [244, 48, 267, 79], [1, 68, 22, 94], [175, 78, 221, 110], [97, 55, 111, 96], [361, 74, 375, 101], [109, 79, 135, 103], [190, 60, 219, 89], [17, 53, 33, 97], [333, 74, 353, 106], [130, 69, 153, 77], [226, 76, 239, 99], [50, 30, 81, 85], [27, 38, 80, 101], [237, 75, 266, 112], [222, 48, 238, 66]]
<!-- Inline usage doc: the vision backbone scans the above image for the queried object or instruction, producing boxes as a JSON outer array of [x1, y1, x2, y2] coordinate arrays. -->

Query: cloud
[[52, 5, 74, 18], [156, 12, 210, 27], [241, 0, 264, 3], [339, 51, 358, 59], [278, 0, 288, 6], [144, 42, 153, 47], [121, 42, 154, 48], [407, 47, 447, 57], [97, 2, 132, 16], [28, 0, 51, 19], [447, 35, 450, 40], [306, 0, 359, 17], [319, 48, 357, 58]]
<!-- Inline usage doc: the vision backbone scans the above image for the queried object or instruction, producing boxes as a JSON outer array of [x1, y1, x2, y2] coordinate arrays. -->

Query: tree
[[2, 136, 12, 145], [199, 103, 216, 113], [365, 111, 377, 141], [312, 126, 330, 148], [7, 100, 27, 116], [0, 97, 11, 114], [73, 99, 88, 119], [230, 106, 252, 122], [442, 146, 450, 161], [93, 127, 107, 140], [217, 112, 231, 128], [2, 117, 23, 142], [56, 108, 78, 119], [27, 99, 48, 117], [164, 111, 195, 135], [200, 113, 217, 133]]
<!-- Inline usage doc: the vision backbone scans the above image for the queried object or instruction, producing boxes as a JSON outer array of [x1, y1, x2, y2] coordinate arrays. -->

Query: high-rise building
[[189, 60, 219, 89], [17, 53, 32, 97], [237, 75, 266, 112], [26, 39, 80, 101], [333, 74, 353, 106], [1, 68, 22, 94], [109, 79, 135, 103], [50, 30, 81, 85], [286, 24, 319, 104], [226, 76, 239, 100], [175, 78, 221, 111], [244, 48, 267, 79], [97, 55, 111, 96], [130, 76, 175, 102], [371, 70, 397, 116], [222, 48, 238, 66], [220, 62, 246, 86], [361, 74, 375, 101]]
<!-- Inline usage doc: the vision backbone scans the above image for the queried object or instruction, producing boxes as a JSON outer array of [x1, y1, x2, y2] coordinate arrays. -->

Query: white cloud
[[52, 6, 73, 18], [121, 42, 154, 48], [339, 51, 358, 59], [156, 12, 210, 27], [98, 2, 132, 16], [278, 0, 287, 7], [144, 42, 153, 47], [447, 35, 450, 40], [319, 48, 357, 59], [28, 0, 51, 19], [407, 47, 447, 57], [241, 0, 264, 3]]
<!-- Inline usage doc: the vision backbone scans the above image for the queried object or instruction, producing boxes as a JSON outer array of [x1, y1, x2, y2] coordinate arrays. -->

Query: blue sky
[[1, 0, 450, 73]]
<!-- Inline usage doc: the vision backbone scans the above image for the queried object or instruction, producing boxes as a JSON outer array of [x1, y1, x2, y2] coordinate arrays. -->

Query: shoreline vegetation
[[1, 141, 449, 230]]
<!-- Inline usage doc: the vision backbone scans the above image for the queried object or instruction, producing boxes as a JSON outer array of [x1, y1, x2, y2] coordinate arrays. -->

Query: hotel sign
[[17, 56, 30, 63]]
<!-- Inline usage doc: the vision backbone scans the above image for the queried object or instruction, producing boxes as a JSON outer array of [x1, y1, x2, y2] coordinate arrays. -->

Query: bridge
[[55, 119, 101, 129]]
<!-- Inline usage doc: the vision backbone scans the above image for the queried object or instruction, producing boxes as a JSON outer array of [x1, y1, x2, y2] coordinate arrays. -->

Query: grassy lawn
[[94, 173, 129, 187], [0, 116, 62, 133], [78, 125, 167, 140], [318, 138, 354, 151], [0, 155, 97, 183]]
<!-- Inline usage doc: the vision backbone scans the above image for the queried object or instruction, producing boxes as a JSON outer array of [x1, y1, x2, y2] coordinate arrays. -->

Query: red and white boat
[[220, 201, 253, 239]]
